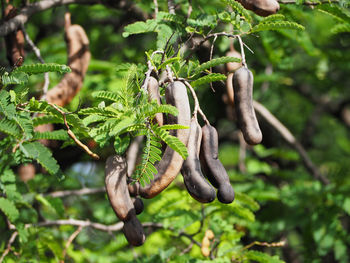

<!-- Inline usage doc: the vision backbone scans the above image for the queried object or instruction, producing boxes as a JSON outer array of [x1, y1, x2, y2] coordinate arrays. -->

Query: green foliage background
[[1, 0, 350, 262]]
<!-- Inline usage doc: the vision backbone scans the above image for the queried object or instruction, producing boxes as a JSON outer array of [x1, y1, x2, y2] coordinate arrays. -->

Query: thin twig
[[236, 35, 247, 68], [243, 240, 286, 250], [187, 0, 192, 19], [44, 187, 105, 198], [209, 35, 217, 92], [253, 100, 330, 185], [61, 226, 83, 263], [167, 0, 175, 14], [0, 231, 18, 263], [153, 0, 158, 18], [278, 0, 339, 5], [48, 103, 100, 160], [21, 25, 50, 98]]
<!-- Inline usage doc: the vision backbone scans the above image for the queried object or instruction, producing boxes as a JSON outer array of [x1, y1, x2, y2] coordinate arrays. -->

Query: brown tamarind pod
[[233, 67, 262, 145], [4, 4, 25, 66], [133, 197, 144, 215], [199, 124, 235, 204], [105, 155, 145, 246], [205, 229, 215, 240], [147, 76, 164, 126], [128, 81, 191, 198], [226, 50, 242, 73], [122, 216, 146, 246], [226, 73, 235, 106], [235, 0, 280, 17], [46, 13, 91, 106], [181, 117, 216, 203]]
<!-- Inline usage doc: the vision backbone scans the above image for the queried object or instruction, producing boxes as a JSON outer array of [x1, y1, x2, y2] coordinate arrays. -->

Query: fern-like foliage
[[0, 118, 21, 138], [20, 141, 63, 179], [13, 63, 71, 75], [331, 23, 350, 34], [222, 0, 253, 23], [0, 90, 16, 118], [244, 250, 285, 263], [251, 21, 305, 33], [193, 56, 241, 75], [153, 125, 188, 160], [1, 71, 29, 85], [259, 14, 285, 23], [133, 130, 162, 186], [191, 73, 227, 87], [92, 91, 120, 102], [0, 197, 19, 221], [32, 115, 63, 126], [33, 130, 70, 140], [123, 19, 158, 37]]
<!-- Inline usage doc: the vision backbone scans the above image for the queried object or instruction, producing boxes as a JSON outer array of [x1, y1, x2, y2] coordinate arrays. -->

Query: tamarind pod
[[129, 81, 191, 199], [226, 50, 242, 73], [235, 0, 280, 17], [105, 155, 145, 246], [133, 197, 144, 215], [4, 5, 25, 66], [105, 155, 135, 221], [147, 76, 164, 126], [226, 73, 235, 106], [233, 67, 262, 145], [46, 13, 91, 106], [205, 229, 215, 240], [181, 117, 216, 203], [122, 216, 146, 246], [199, 124, 235, 204]]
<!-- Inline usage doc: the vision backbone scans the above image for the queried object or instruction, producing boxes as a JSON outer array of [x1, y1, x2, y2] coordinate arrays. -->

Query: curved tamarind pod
[[233, 67, 262, 145], [235, 0, 280, 17], [105, 155, 145, 246], [181, 117, 216, 203], [226, 50, 242, 73], [4, 5, 25, 66], [226, 73, 235, 106], [46, 13, 90, 106], [129, 81, 191, 198], [133, 197, 144, 215], [147, 76, 164, 126], [200, 124, 235, 204], [105, 155, 135, 221]]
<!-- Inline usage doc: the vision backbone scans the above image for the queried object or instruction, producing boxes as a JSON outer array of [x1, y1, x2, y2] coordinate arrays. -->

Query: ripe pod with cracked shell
[[147, 76, 164, 126], [128, 81, 191, 198], [181, 117, 216, 203], [235, 0, 280, 17], [233, 67, 262, 145], [199, 124, 235, 204], [105, 155, 145, 246]]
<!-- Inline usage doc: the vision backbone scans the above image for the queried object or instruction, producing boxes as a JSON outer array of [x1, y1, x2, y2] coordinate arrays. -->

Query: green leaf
[[221, 0, 252, 23], [245, 250, 285, 263], [159, 124, 189, 130], [331, 23, 350, 34], [92, 91, 120, 102], [194, 56, 241, 75], [21, 141, 62, 178], [251, 21, 305, 33], [191, 73, 227, 87], [235, 192, 260, 211], [153, 126, 188, 160], [259, 14, 285, 24], [14, 113, 34, 140], [114, 135, 131, 155], [0, 197, 19, 221], [1, 71, 29, 85], [123, 19, 158, 37], [33, 129, 70, 141], [0, 118, 21, 138], [109, 117, 138, 137], [13, 63, 71, 75], [32, 115, 63, 126], [0, 90, 16, 118], [82, 115, 108, 126]]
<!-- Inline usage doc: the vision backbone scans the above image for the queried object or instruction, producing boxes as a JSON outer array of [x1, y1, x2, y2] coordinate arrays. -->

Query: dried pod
[[181, 117, 216, 203], [46, 13, 91, 106], [235, 0, 280, 17], [233, 67, 262, 145], [147, 76, 164, 126], [128, 81, 191, 198], [226, 73, 235, 106], [200, 124, 235, 204], [4, 4, 25, 66], [105, 155, 145, 246]]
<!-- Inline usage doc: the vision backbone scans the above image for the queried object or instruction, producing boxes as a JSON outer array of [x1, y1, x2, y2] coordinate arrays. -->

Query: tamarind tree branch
[[253, 100, 330, 185], [44, 187, 105, 198], [61, 226, 83, 263], [0, 0, 146, 37], [0, 231, 18, 263]]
